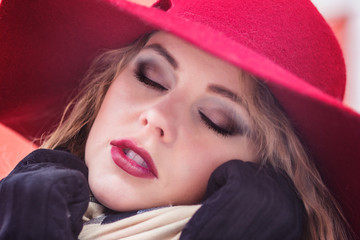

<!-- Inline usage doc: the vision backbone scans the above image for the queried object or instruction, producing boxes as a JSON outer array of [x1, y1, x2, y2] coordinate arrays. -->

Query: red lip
[[110, 139, 158, 179]]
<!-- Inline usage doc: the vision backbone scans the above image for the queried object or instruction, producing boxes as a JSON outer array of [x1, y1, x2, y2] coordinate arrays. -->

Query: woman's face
[[85, 32, 257, 211]]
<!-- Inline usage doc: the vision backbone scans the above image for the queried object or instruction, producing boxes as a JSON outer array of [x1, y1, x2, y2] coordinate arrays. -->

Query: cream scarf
[[79, 202, 201, 240]]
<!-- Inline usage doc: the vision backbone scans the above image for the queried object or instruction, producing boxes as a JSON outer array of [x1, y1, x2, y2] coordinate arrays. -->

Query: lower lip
[[110, 142, 157, 179]]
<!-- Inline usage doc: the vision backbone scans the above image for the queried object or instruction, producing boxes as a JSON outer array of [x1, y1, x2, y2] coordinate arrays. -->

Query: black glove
[[0, 149, 90, 240], [180, 160, 305, 240]]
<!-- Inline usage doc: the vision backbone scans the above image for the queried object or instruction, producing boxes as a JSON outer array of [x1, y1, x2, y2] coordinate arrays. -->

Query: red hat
[[1, 0, 360, 236]]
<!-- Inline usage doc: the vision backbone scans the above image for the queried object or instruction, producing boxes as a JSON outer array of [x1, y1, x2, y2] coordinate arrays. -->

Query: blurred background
[[311, 0, 360, 113], [1, 0, 359, 178]]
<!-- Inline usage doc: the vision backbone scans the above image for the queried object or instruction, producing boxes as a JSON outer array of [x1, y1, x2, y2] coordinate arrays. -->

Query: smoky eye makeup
[[198, 103, 250, 137], [132, 53, 176, 91], [134, 61, 168, 91]]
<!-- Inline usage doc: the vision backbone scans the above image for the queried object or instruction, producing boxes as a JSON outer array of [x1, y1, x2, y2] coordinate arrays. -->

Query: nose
[[139, 100, 178, 144]]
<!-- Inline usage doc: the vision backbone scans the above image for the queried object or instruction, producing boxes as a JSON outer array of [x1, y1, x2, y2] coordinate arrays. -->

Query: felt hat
[[1, 0, 360, 236]]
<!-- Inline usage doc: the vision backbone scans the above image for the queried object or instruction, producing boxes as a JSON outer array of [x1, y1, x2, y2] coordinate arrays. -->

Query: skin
[[85, 32, 258, 211]]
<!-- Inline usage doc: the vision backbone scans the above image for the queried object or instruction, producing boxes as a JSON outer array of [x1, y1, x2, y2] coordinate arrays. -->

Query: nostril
[[141, 118, 148, 126], [139, 114, 167, 139]]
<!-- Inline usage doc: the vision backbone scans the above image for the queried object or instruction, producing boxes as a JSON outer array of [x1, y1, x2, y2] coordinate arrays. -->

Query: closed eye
[[199, 111, 234, 137], [134, 62, 168, 91]]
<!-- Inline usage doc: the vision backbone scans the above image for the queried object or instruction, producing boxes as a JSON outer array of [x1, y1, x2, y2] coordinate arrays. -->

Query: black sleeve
[[180, 160, 305, 240], [0, 149, 90, 240]]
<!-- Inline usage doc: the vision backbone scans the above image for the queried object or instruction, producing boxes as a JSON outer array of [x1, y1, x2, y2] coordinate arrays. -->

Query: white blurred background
[[311, 0, 360, 113]]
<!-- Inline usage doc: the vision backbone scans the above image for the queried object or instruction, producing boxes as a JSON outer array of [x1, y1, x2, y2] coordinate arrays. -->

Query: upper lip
[[110, 139, 158, 178]]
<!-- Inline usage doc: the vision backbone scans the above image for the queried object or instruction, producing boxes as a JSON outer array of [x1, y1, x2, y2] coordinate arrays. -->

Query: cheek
[[169, 143, 227, 203], [85, 80, 136, 165], [174, 137, 256, 196], [180, 136, 249, 172], [87, 76, 144, 138]]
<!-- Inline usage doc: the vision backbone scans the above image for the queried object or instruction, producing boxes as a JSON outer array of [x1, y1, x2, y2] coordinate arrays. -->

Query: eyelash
[[134, 64, 168, 91], [199, 111, 235, 137]]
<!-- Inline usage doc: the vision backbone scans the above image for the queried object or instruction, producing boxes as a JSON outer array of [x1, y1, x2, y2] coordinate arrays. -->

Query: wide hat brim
[[1, 0, 360, 236]]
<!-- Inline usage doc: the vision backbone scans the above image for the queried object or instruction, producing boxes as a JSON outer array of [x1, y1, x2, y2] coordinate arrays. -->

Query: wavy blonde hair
[[41, 35, 352, 239]]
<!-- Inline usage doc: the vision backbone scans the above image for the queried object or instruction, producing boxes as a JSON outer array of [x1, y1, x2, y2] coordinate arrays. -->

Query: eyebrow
[[144, 44, 178, 69], [207, 84, 245, 107]]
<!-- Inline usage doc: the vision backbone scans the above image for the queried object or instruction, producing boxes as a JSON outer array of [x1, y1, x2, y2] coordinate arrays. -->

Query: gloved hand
[[0, 149, 90, 240], [180, 160, 305, 240]]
